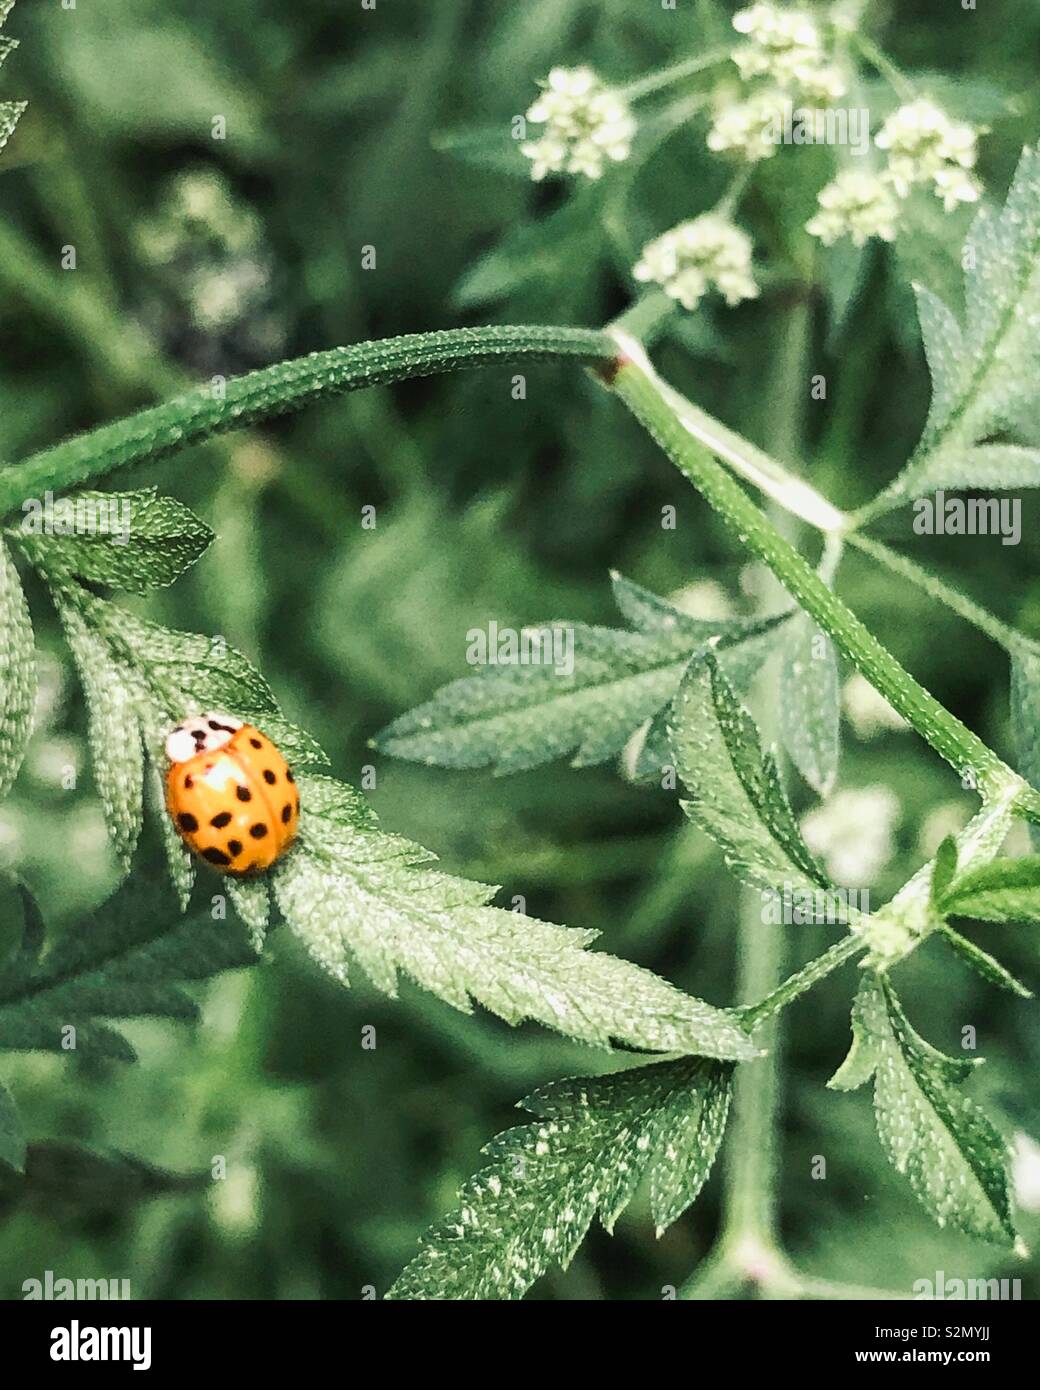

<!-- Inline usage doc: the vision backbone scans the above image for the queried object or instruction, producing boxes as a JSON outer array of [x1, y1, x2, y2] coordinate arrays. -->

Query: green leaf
[[939, 854, 1040, 925], [867, 147, 1040, 515], [274, 774, 759, 1060], [431, 124, 529, 177], [0, 99, 23, 154], [934, 921, 1033, 998], [54, 595, 144, 871], [387, 1056, 732, 1299], [84, 596, 280, 716], [778, 613, 840, 796], [0, 2, 23, 157], [0, 1077, 25, 1173], [0, 537, 36, 801], [930, 835, 960, 908], [12, 488, 214, 592], [0, 878, 257, 1062], [827, 974, 1014, 1245], [373, 573, 784, 774], [1010, 647, 1040, 847], [226, 878, 270, 953], [669, 651, 831, 899], [0, 1141, 206, 1219]]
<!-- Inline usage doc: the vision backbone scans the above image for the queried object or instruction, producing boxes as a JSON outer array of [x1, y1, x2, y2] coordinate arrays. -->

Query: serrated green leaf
[[12, 488, 214, 592], [828, 974, 1013, 1244], [669, 651, 831, 899], [0, 537, 35, 801], [779, 612, 840, 795], [274, 774, 759, 1060], [939, 854, 1040, 925], [1010, 647, 1040, 847], [373, 573, 784, 775], [226, 878, 270, 953], [934, 921, 1032, 998], [0, 879, 256, 1061], [0, 100, 24, 156], [900, 443, 1040, 495], [869, 147, 1040, 513], [84, 597, 279, 717], [54, 595, 144, 872], [0, 1141, 207, 1219], [930, 835, 960, 907], [0, 1077, 25, 1173], [387, 1057, 732, 1299], [0, 2, 23, 158]]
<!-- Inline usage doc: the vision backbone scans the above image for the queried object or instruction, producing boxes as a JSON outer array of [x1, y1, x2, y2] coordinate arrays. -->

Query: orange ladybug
[[164, 712, 299, 874]]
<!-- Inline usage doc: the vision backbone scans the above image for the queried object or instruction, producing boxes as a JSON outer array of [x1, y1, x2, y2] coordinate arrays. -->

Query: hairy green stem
[[610, 331, 1036, 660], [847, 532, 1039, 656], [605, 332, 1037, 814], [741, 934, 867, 1029], [0, 326, 614, 518], [621, 49, 729, 101]]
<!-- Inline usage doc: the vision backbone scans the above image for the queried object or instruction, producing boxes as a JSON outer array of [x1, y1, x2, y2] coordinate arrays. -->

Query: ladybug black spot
[[250, 823, 269, 839], [263, 769, 276, 785], [184, 775, 194, 789], [210, 811, 232, 828], [177, 813, 199, 833], [202, 847, 231, 866], [249, 737, 262, 749], [281, 803, 292, 823], [227, 839, 243, 857], [236, 785, 252, 802], [286, 770, 295, 784]]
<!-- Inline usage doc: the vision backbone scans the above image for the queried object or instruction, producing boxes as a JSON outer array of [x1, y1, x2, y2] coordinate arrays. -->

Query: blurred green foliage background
[[1, 0, 1040, 1299]]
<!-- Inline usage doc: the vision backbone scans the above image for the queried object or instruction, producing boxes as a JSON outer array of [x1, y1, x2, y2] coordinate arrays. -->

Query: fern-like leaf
[[0, 537, 35, 801], [374, 572, 786, 774], [670, 650, 832, 899], [388, 1056, 732, 1299], [828, 973, 1014, 1245], [273, 774, 759, 1060], [866, 146, 1040, 514], [0, 0, 25, 158], [0, 879, 257, 1062]]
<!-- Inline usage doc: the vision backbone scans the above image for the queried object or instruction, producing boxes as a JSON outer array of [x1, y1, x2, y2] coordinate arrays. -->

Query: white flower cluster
[[520, 66, 635, 181], [841, 673, 909, 736], [805, 170, 901, 246], [633, 214, 759, 311], [731, 4, 845, 102], [706, 89, 787, 163], [807, 99, 982, 246], [801, 785, 901, 886], [875, 98, 981, 210]]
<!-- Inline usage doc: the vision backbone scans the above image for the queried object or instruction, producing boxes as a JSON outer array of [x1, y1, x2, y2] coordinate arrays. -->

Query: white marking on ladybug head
[[164, 712, 243, 763]]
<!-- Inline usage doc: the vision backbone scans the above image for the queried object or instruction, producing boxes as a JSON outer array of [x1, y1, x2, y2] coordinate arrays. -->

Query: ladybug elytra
[[164, 712, 299, 874]]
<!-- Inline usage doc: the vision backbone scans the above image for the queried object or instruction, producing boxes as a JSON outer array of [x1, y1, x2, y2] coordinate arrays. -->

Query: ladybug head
[[165, 712, 244, 763]]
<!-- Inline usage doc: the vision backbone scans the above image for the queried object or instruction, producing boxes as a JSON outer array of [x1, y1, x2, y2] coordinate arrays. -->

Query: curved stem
[[0, 326, 614, 519]]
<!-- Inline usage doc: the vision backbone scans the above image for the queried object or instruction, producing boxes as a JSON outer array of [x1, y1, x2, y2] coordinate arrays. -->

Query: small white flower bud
[[633, 214, 759, 312], [806, 171, 901, 246], [521, 66, 635, 181]]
